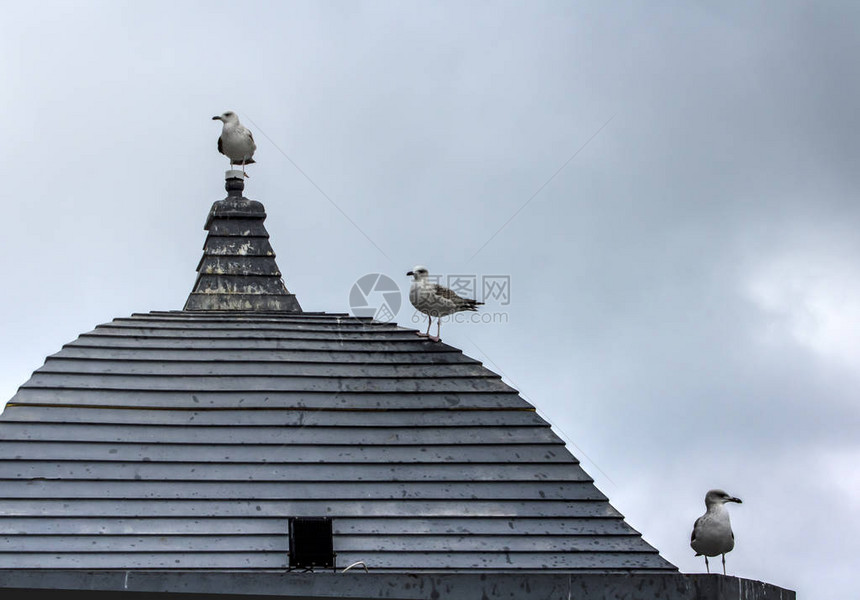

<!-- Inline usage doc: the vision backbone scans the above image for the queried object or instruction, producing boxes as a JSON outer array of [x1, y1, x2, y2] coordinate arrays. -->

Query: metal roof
[[0, 175, 675, 573], [0, 310, 674, 572]]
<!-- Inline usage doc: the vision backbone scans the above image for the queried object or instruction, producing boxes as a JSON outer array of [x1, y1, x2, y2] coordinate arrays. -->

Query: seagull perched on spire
[[407, 266, 483, 342], [212, 111, 256, 176], [690, 489, 742, 575]]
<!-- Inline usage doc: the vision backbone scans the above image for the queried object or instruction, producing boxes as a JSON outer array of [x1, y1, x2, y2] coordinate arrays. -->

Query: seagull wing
[[247, 130, 257, 161], [433, 284, 469, 303], [217, 136, 224, 156], [240, 127, 256, 162], [434, 284, 483, 304], [691, 516, 703, 544], [433, 285, 483, 310], [247, 130, 257, 156], [691, 515, 704, 555]]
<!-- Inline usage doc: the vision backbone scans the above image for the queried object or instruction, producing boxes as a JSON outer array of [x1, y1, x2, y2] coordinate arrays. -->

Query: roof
[[184, 175, 300, 312], [0, 310, 673, 571], [0, 174, 675, 573]]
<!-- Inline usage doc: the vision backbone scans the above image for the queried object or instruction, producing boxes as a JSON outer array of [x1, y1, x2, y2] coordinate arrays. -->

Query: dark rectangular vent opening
[[288, 517, 335, 570]]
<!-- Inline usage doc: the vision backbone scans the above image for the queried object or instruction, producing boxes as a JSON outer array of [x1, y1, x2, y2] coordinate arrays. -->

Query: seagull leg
[[427, 317, 442, 342], [722, 554, 726, 576], [429, 318, 441, 343], [416, 316, 430, 338], [704, 556, 710, 574]]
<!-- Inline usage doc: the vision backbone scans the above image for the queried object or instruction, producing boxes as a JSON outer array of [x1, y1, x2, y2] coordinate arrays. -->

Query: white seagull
[[407, 266, 483, 342], [690, 489, 742, 575], [212, 111, 256, 176]]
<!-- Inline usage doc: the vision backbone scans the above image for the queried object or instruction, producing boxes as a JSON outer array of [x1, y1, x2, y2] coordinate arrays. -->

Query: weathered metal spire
[[184, 171, 302, 311]]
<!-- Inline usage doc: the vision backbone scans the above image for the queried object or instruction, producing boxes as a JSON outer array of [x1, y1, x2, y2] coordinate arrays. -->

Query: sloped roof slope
[[0, 310, 674, 572]]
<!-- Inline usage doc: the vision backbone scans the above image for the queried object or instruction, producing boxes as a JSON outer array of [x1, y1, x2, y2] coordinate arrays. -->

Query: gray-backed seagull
[[212, 111, 256, 176], [690, 489, 742, 575], [407, 266, 483, 342]]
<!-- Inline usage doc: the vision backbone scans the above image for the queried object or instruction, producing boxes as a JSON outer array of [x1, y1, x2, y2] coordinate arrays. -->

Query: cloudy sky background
[[2, 1, 858, 597]]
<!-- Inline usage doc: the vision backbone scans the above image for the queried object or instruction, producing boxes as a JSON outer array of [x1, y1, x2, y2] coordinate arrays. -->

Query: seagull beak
[[406, 271, 414, 276], [730, 497, 742, 504], [212, 116, 222, 121]]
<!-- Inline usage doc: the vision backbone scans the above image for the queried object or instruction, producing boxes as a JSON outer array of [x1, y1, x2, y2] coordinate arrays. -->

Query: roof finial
[[183, 168, 301, 312], [225, 170, 245, 197]]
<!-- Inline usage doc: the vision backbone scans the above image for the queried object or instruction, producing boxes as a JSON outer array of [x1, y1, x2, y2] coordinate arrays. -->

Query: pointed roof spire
[[184, 171, 302, 312]]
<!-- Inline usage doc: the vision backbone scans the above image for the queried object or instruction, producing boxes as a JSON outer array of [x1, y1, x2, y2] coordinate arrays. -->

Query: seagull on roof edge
[[212, 111, 256, 177], [690, 489, 742, 575], [407, 266, 484, 342]]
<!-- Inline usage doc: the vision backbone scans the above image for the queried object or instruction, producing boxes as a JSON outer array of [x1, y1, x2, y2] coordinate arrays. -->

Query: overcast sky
[[2, 1, 858, 597]]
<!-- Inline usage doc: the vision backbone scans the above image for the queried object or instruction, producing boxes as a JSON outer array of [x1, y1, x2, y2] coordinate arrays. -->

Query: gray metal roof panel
[[0, 481, 603, 501], [108, 317, 403, 330], [20, 375, 515, 393], [36, 359, 495, 378], [201, 236, 275, 256], [0, 463, 591, 482], [0, 406, 545, 426], [0, 499, 623, 518], [142, 310, 353, 319], [87, 326, 428, 339], [206, 219, 270, 237], [187, 275, 295, 296], [0, 423, 560, 445], [197, 256, 282, 276], [0, 442, 571, 463], [184, 293, 302, 312], [0, 551, 673, 571], [0, 533, 655, 554], [51, 346, 482, 364], [68, 335, 464, 351], [9, 389, 532, 410], [0, 516, 638, 536]]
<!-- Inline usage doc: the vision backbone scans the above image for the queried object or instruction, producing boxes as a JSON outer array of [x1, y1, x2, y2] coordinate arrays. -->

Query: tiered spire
[[184, 172, 301, 311]]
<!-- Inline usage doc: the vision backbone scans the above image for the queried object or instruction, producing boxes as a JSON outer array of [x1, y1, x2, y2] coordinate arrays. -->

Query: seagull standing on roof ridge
[[213, 111, 256, 176], [407, 266, 484, 342], [690, 489, 742, 575]]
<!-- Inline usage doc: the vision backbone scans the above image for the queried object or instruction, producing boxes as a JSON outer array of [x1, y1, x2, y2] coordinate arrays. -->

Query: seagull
[[407, 266, 483, 342], [690, 489, 742, 575], [212, 111, 256, 176]]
